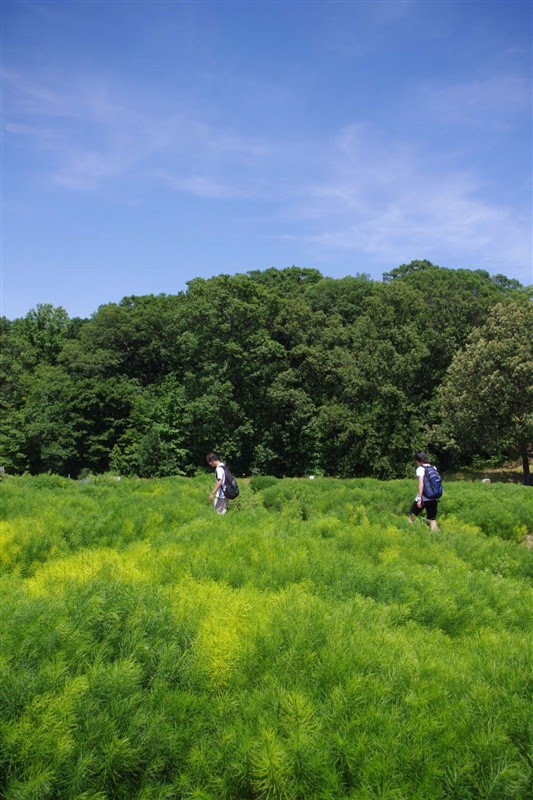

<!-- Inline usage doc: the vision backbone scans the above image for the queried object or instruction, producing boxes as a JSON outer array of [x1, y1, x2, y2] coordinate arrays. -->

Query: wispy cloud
[[371, 0, 416, 24], [153, 171, 252, 199], [282, 123, 532, 276], [3, 68, 269, 191], [3, 66, 531, 280], [421, 75, 531, 130]]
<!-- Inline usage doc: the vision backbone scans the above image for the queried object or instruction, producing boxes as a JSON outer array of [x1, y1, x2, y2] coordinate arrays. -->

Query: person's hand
[[209, 493, 213, 501], [417, 500, 422, 508]]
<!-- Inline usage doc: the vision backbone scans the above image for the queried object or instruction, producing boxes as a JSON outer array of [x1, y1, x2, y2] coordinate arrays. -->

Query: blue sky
[[2, 0, 532, 320]]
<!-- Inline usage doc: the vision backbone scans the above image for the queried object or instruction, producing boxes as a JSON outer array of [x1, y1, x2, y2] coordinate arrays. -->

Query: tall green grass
[[1, 475, 531, 798]]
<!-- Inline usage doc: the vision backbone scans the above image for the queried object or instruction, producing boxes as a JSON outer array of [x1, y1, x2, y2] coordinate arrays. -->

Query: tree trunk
[[522, 450, 532, 486]]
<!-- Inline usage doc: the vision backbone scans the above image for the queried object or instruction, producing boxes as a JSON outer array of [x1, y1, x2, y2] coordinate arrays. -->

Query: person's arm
[[416, 472, 424, 508], [209, 478, 223, 501]]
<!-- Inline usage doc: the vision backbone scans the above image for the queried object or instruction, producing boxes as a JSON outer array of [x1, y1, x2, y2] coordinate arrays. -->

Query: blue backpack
[[423, 465, 443, 499]]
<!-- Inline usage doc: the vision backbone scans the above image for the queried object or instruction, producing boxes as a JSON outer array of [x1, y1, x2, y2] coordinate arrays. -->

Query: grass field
[[1, 474, 532, 799]]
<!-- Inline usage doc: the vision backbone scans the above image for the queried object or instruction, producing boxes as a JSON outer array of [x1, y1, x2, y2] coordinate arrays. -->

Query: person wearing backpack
[[206, 452, 239, 514], [408, 451, 442, 531]]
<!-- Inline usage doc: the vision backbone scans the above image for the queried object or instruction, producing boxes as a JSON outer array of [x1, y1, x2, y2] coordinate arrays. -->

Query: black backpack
[[423, 465, 443, 499], [222, 465, 239, 499]]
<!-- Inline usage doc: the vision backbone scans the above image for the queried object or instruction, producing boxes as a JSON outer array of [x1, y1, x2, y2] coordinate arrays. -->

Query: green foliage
[[0, 476, 531, 798], [1, 266, 530, 479], [249, 475, 279, 492], [436, 301, 533, 483]]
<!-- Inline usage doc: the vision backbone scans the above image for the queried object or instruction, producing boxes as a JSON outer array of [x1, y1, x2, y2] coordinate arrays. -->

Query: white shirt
[[416, 463, 430, 500], [215, 464, 225, 498]]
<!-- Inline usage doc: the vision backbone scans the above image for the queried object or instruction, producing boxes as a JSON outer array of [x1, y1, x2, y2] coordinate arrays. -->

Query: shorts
[[409, 498, 438, 521], [214, 496, 228, 515]]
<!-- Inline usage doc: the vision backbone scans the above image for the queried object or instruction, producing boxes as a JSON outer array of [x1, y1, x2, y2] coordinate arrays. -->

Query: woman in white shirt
[[408, 451, 438, 531]]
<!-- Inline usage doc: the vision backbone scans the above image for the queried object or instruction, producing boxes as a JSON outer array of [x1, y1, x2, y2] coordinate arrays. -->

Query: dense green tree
[[0, 306, 84, 472], [17, 366, 83, 475], [303, 274, 375, 323], [60, 294, 186, 383], [383, 259, 436, 282], [110, 375, 189, 476], [246, 265, 323, 292], [302, 280, 430, 477], [1, 266, 529, 479], [383, 261, 530, 385], [0, 304, 80, 414], [435, 301, 533, 484], [8, 365, 140, 476], [11, 304, 76, 367]]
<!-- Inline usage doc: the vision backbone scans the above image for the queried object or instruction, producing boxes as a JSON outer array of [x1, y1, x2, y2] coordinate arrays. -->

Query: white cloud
[[153, 171, 250, 199], [422, 75, 531, 129], [372, 0, 416, 23], [3, 68, 531, 282], [3, 68, 269, 192], [283, 123, 532, 279]]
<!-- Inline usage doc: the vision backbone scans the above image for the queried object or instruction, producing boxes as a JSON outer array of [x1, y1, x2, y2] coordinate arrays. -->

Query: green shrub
[[249, 475, 279, 493], [0, 475, 531, 799]]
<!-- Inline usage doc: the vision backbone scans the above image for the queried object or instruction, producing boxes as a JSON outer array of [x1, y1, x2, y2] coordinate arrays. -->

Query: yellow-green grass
[[1, 475, 531, 799]]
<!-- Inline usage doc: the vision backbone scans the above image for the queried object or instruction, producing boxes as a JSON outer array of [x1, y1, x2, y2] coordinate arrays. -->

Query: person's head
[[206, 452, 219, 466], [415, 450, 429, 465]]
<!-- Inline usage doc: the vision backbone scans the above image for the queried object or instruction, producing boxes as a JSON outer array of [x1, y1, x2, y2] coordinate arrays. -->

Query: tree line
[[1, 261, 532, 482]]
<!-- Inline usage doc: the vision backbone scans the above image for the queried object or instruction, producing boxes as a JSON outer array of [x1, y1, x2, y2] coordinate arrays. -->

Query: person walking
[[408, 451, 442, 531], [206, 452, 228, 514]]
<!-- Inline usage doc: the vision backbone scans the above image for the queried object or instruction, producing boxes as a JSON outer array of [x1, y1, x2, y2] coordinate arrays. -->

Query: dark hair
[[206, 452, 219, 463], [415, 451, 429, 463]]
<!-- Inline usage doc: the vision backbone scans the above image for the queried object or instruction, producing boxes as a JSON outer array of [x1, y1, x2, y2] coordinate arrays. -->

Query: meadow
[[1, 474, 532, 800]]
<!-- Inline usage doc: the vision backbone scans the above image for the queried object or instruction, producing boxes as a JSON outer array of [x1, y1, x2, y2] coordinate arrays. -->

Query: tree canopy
[[1, 264, 530, 479], [436, 300, 533, 484]]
